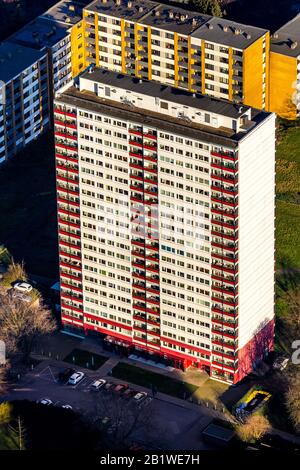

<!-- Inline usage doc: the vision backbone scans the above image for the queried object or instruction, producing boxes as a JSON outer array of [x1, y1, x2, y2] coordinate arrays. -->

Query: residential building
[[270, 14, 300, 119], [0, 42, 49, 164], [54, 68, 276, 384], [0, 0, 87, 164], [81, 0, 270, 110]]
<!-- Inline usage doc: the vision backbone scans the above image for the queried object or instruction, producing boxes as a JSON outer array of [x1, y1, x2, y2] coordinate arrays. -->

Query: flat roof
[[192, 16, 268, 49], [0, 42, 46, 83], [41, 0, 87, 25], [142, 5, 210, 34], [202, 424, 235, 441], [86, 0, 158, 20], [271, 14, 300, 58], [81, 68, 250, 119], [57, 69, 270, 148], [9, 17, 71, 50], [84, 0, 267, 44]]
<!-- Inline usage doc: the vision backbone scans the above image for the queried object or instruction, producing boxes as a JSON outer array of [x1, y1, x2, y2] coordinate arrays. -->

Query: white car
[[133, 392, 147, 402], [61, 404, 73, 410], [37, 398, 53, 406], [68, 371, 85, 385], [91, 379, 106, 390], [13, 281, 33, 293]]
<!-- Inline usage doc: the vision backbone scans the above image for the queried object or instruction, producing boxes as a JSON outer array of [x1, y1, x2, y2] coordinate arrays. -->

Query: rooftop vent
[[234, 28, 241, 35], [273, 33, 279, 39], [223, 25, 228, 32], [180, 14, 185, 22], [116, 0, 121, 5], [238, 106, 243, 113], [127, 1, 132, 8], [192, 18, 197, 27], [139, 6, 143, 13], [208, 23, 213, 30], [291, 41, 298, 50], [65, 17, 71, 23], [246, 33, 251, 39], [169, 11, 174, 19], [155, 10, 160, 17], [69, 4, 75, 12]]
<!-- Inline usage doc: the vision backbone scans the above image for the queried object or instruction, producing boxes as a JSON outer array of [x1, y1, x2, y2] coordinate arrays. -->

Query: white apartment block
[[0, 42, 49, 164], [54, 67, 275, 384]]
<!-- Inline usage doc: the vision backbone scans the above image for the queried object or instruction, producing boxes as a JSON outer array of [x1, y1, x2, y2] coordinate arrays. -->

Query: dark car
[[58, 368, 75, 383], [114, 384, 129, 395], [123, 388, 138, 399]]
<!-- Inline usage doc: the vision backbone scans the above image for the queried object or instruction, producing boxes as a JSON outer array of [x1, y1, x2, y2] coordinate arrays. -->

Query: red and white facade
[[54, 68, 276, 384]]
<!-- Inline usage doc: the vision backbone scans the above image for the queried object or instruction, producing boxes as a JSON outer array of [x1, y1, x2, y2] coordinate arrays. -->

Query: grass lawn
[[0, 131, 58, 278], [193, 378, 229, 407], [276, 200, 300, 268], [112, 362, 198, 399], [64, 349, 108, 370]]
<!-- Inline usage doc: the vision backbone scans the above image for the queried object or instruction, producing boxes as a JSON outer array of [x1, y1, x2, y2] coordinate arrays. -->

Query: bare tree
[[8, 416, 27, 450], [0, 292, 56, 363], [88, 393, 166, 450], [1, 261, 27, 288], [236, 414, 270, 443]]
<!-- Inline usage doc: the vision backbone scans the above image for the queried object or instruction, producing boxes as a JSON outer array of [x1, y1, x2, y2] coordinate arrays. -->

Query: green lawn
[[276, 200, 300, 268], [63, 349, 108, 370], [275, 123, 300, 268], [112, 362, 198, 399]]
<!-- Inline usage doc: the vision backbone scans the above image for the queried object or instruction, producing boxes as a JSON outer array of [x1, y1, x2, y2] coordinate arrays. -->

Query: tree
[[0, 402, 12, 425], [88, 393, 167, 450], [236, 414, 270, 443], [1, 261, 27, 288], [0, 291, 56, 363], [286, 370, 300, 432], [8, 416, 27, 450], [189, 0, 223, 17]]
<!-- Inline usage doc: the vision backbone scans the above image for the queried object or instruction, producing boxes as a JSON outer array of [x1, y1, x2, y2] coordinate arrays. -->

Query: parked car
[[68, 371, 85, 385], [123, 388, 137, 399], [91, 379, 106, 391], [133, 392, 147, 403], [61, 404, 73, 410], [37, 398, 53, 406], [114, 384, 128, 394], [273, 356, 289, 371], [104, 382, 114, 392], [58, 368, 75, 383], [13, 281, 33, 293]]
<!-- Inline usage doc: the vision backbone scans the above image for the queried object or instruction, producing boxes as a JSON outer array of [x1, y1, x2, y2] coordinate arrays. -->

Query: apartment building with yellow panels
[[78, 0, 269, 109], [270, 14, 300, 119]]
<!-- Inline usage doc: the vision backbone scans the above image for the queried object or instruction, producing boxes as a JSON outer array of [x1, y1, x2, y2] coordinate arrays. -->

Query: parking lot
[[2, 360, 214, 450]]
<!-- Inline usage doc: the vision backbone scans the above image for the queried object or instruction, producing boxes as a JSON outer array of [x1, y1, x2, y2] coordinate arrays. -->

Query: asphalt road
[[2, 361, 212, 450]]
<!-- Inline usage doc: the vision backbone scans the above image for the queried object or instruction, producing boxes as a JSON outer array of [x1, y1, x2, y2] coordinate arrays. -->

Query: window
[[160, 101, 168, 110]]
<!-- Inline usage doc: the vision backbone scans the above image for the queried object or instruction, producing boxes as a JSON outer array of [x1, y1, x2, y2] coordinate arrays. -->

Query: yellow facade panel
[[269, 51, 297, 119], [243, 37, 264, 109]]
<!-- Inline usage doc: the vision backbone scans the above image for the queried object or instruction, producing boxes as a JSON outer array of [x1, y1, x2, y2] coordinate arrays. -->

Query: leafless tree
[[236, 414, 270, 443], [87, 393, 167, 450], [0, 291, 56, 363]]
